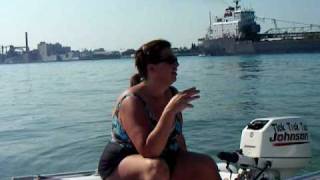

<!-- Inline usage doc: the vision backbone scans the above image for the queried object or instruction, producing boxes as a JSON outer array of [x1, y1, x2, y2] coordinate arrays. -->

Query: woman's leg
[[171, 151, 221, 180], [107, 154, 170, 180]]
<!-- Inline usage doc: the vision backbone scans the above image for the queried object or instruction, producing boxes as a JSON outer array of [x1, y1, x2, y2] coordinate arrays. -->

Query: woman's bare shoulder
[[116, 85, 148, 121], [116, 84, 144, 104]]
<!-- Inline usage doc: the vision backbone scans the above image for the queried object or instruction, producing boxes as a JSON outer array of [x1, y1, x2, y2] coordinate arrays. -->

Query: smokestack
[[25, 32, 29, 53], [1, 46, 3, 62]]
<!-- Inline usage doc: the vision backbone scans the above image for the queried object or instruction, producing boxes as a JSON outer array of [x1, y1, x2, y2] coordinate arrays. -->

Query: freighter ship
[[198, 0, 320, 55]]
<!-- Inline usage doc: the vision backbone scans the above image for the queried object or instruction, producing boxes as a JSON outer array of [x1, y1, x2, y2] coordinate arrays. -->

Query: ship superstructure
[[204, 0, 260, 41], [199, 0, 320, 55]]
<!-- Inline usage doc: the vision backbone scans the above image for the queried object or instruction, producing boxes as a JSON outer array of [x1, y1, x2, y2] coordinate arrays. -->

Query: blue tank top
[[111, 87, 182, 153]]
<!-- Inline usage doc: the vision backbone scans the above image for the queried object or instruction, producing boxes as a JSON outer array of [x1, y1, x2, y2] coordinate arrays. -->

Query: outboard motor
[[218, 116, 312, 180]]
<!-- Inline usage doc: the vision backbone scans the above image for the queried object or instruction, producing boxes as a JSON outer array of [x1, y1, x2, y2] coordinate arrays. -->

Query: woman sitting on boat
[[98, 39, 221, 180]]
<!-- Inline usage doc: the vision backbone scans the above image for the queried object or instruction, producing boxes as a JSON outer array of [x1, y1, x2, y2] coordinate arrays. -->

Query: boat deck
[[287, 171, 320, 180], [12, 170, 320, 180]]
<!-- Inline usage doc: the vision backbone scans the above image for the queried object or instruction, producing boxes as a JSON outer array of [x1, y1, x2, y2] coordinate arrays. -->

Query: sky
[[1, 0, 320, 51]]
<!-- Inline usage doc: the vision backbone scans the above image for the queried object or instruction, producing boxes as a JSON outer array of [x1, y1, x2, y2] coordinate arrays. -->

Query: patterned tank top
[[111, 86, 182, 153]]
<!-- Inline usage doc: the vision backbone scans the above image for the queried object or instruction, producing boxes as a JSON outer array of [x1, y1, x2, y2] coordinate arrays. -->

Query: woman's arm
[[119, 96, 176, 158], [120, 87, 199, 158]]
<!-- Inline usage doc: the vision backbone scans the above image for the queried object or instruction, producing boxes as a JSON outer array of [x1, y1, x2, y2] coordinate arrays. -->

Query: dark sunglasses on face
[[159, 56, 178, 64]]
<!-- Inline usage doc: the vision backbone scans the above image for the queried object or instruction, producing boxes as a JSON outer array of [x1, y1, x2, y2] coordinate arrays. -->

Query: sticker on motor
[[269, 121, 309, 146]]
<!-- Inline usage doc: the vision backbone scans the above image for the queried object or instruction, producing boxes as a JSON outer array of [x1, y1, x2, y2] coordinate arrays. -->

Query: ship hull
[[199, 38, 320, 55]]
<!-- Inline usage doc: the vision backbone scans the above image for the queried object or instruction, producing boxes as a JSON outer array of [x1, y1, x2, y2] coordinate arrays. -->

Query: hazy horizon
[[1, 0, 320, 51]]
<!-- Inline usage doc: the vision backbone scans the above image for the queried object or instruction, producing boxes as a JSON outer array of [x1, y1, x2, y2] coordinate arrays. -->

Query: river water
[[0, 53, 320, 179]]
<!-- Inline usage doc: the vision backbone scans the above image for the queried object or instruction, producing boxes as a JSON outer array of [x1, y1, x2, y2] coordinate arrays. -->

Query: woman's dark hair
[[130, 39, 172, 87]]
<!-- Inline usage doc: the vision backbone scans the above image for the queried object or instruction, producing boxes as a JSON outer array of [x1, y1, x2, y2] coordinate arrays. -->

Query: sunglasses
[[158, 56, 178, 64]]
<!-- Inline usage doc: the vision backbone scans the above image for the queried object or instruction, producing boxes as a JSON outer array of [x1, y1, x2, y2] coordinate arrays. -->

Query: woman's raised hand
[[164, 87, 200, 115]]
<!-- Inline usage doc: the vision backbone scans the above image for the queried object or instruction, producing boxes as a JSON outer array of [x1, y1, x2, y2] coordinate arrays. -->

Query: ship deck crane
[[254, 16, 320, 40], [272, 19, 278, 30], [255, 16, 320, 34]]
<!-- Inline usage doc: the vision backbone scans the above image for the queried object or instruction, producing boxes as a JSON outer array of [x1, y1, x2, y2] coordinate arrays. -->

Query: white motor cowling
[[240, 116, 311, 179]]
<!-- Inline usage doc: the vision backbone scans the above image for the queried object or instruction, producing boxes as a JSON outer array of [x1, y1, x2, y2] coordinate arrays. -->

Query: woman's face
[[147, 48, 179, 86]]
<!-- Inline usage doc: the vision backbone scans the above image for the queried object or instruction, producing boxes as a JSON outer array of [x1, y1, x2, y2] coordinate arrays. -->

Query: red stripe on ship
[[273, 141, 309, 146]]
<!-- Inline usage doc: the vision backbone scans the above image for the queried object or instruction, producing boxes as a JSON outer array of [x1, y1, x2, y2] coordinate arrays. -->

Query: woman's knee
[[199, 155, 221, 179], [198, 154, 219, 171], [144, 158, 170, 180], [204, 155, 217, 166]]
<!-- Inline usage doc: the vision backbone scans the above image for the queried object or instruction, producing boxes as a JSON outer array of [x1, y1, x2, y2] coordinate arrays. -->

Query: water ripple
[[1, 55, 320, 178]]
